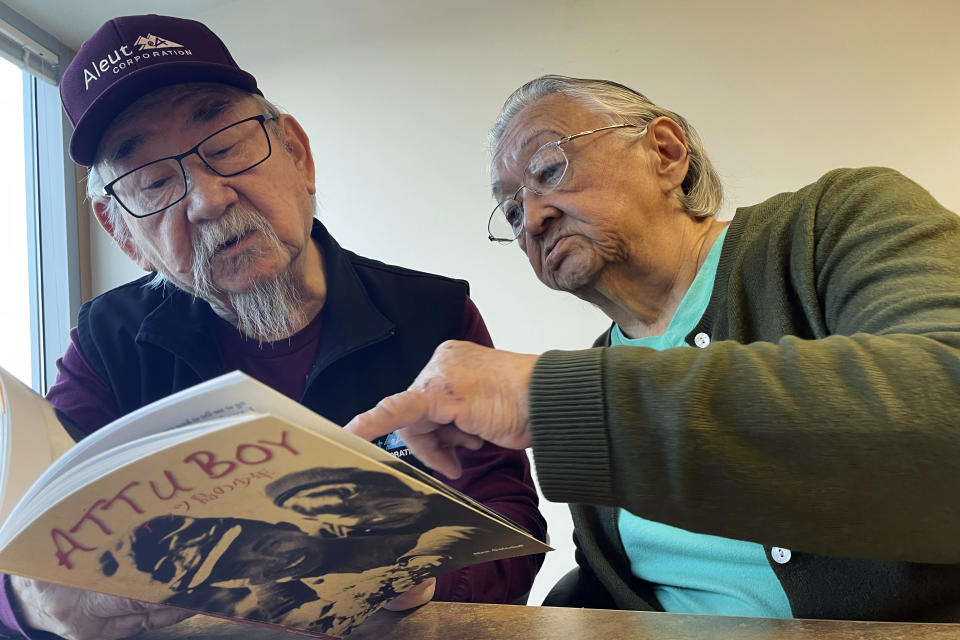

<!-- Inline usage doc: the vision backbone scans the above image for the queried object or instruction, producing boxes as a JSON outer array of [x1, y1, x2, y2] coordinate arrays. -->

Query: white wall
[[88, 0, 960, 605]]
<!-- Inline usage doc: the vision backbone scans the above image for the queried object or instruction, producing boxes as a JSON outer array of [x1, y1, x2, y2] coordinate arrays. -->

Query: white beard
[[150, 206, 307, 342]]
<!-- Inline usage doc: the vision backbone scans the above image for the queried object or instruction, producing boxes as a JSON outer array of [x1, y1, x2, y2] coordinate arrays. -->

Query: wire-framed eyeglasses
[[102, 113, 277, 219], [487, 123, 646, 244]]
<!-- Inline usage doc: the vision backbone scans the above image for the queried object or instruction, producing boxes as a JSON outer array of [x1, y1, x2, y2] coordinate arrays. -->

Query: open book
[[0, 367, 550, 638]]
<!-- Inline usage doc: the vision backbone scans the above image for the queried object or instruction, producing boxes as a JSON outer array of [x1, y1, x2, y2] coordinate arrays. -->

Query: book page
[[18, 372, 270, 509], [25, 372, 416, 502], [0, 367, 74, 523], [17, 371, 539, 542]]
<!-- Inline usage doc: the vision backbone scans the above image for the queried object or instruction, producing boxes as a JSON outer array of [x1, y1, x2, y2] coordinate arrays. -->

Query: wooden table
[[141, 602, 960, 639]]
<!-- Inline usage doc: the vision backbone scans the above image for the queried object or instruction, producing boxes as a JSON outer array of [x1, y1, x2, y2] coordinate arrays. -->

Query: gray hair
[[84, 85, 288, 281], [489, 75, 723, 218]]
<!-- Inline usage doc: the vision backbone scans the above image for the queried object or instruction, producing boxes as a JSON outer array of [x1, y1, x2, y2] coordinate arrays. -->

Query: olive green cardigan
[[530, 167, 960, 620]]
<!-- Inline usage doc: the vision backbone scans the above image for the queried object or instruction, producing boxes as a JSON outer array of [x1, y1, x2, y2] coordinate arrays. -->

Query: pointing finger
[[345, 390, 430, 440]]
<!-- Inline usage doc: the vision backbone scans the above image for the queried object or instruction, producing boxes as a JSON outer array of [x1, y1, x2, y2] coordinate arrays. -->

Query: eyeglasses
[[487, 123, 646, 244], [102, 114, 277, 219]]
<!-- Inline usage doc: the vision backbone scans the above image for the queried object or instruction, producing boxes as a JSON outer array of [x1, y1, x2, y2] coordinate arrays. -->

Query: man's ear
[[91, 197, 157, 271], [648, 116, 690, 195], [275, 114, 317, 196]]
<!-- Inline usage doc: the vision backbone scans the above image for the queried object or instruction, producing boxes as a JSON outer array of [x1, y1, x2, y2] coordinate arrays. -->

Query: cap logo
[[134, 34, 184, 51], [82, 33, 193, 91]]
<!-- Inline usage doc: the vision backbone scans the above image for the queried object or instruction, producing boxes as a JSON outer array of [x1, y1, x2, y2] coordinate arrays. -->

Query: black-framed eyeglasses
[[487, 123, 646, 244], [102, 114, 277, 219]]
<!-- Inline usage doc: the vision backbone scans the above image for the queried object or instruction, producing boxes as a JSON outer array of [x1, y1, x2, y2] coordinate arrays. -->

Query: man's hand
[[10, 576, 194, 640], [346, 341, 538, 478], [382, 578, 435, 611]]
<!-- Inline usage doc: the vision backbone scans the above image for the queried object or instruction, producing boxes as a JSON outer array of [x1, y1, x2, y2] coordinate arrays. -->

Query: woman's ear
[[648, 116, 690, 194]]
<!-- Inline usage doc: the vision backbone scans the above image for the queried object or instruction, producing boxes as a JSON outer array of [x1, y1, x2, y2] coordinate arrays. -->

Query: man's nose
[[181, 155, 239, 223]]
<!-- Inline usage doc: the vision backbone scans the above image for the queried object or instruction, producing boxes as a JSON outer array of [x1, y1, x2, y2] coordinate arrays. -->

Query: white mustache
[[195, 209, 269, 263], [191, 207, 278, 294]]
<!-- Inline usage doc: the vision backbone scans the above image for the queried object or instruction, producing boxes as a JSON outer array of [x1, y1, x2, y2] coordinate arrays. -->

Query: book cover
[[0, 368, 550, 638]]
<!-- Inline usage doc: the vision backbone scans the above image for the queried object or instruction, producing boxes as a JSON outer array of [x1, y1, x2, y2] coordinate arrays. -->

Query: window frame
[[25, 74, 81, 393]]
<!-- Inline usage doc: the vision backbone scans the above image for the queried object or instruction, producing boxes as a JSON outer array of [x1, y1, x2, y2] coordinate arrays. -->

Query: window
[[0, 57, 29, 383], [0, 4, 79, 393]]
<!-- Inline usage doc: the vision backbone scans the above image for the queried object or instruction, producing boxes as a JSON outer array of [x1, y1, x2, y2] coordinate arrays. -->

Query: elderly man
[[0, 15, 545, 640], [349, 75, 960, 621]]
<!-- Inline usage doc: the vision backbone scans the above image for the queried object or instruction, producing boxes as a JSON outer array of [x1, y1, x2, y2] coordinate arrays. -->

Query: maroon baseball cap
[[60, 14, 261, 166]]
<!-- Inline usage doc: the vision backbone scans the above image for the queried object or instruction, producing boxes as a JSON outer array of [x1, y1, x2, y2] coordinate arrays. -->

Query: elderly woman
[[349, 75, 960, 621]]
